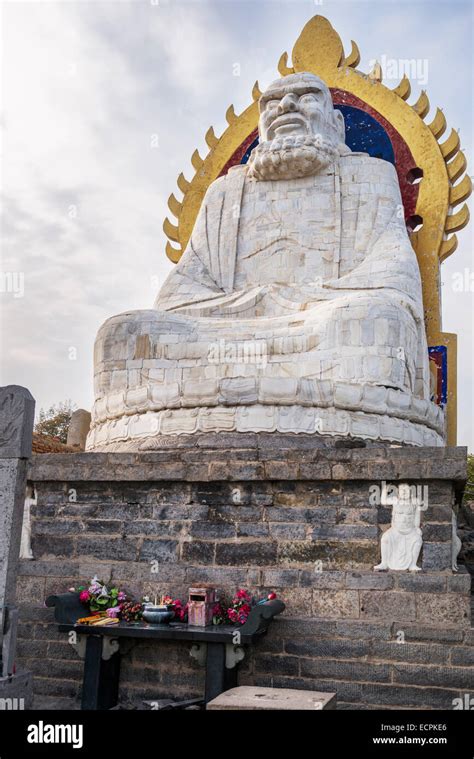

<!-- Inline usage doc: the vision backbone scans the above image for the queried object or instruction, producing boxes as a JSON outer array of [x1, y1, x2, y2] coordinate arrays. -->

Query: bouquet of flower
[[70, 576, 127, 613], [212, 589, 278, 625], [171, 598, 188, 622], [120, 601, 144, 622], [226, 589, 252, 625]]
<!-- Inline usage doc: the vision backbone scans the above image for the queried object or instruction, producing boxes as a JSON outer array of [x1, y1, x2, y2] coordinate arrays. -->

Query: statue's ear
[[333, 109, 346, 143]]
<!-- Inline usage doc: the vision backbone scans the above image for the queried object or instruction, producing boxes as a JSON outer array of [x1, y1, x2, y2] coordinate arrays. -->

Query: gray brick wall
[[16, 439, 472, 709]]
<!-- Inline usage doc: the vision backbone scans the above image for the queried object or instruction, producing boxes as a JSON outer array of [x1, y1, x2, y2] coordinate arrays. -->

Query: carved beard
[[247, 133, 339, 181]]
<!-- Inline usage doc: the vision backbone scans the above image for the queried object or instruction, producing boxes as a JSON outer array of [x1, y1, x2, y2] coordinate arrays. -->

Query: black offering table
[[46, 594, 285, 710]]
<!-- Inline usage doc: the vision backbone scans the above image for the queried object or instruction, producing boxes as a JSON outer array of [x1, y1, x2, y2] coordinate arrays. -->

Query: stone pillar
[[0, 385, 35, 705], [66, 409, 91, 450]]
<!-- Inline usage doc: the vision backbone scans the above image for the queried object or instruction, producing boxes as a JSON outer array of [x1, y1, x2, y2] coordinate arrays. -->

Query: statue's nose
[[278, 94, 297, 114]]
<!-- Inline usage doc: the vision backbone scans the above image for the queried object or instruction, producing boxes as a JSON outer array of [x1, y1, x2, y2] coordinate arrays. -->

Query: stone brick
[[272, 618, 337, 639], [276, 588, 312, 616], [335, 621, 392, 640], [370, 641, 450, 664], [31, 536, 74, 559], [17, 560, 80, 577], [312, 590, 359, 619], [279, 540, 377, 568], [450, 647, 474, 666], [96, 503, 141, 520], [393, 624, 464, 644], [269, 523, 307, 540], [153, 504, 208, 520], [262, 569, 299, 587], [337, 507, 377, 525], [125, 520, 183, 537], [83, 519, 122, 534], [345, 572, 395, 590], [77, 537, 139, 562], [396, 574, 447, 592], [415, 593, 470, 626], [33, 520, 85, 536], [299, 570, 345, 589], [422, 523, 452, 542], [447, 573, 472, 593], [359, 683, 459, 709], [360, 591, 416, 621], [183, 566, 248, 586], [393, 663, 472, 690], [180, 540, 214, 564], [215, 541, 277, 566], [213, 505, 263, 522], [254, 654, 299, 676], [285, 639, 368, 659], [15, 577, 46, 604], [265, 506, 336, 524], [311, 525, 377, 540], [237, 522, 269, 538], [463, 630, 474, 646], [32, 677, 79, 699], [301, 658, 390, 683], [190, 521, 236, 539], [16, 640, 49, 659]]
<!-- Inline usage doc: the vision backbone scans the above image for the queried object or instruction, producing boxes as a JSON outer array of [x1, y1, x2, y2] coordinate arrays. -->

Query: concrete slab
[[206, 686, 336, 710]]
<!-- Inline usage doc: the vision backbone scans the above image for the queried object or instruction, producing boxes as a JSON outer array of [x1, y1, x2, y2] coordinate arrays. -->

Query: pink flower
[[79, 590, 90, 603], [106, 607, 120, 618], [227, 608, 239, 623], [173, 600, 188, 622], [117, 592, 126, 601], [236, 589, 251, 601]]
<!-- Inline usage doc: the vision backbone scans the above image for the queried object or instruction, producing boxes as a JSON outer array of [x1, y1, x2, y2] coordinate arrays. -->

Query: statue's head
[[258, 72, 345, 144], [248, 72, 347, 181]]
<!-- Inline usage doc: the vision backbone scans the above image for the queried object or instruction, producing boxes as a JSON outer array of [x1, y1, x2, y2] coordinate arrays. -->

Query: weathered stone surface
[[0, 670, 33, 709], [66, 409, 91, 450], [312, 590, 359, 619], [370, 641, 450, 664], [215, 541, 278, 566], [0, 386, 35, 459], [393, 663, 472, 689], [360, 591, 416, 621], [300, 658, 391, 683], [29, 443, 467, 484], [422, 543, 452, 570], [345, 572, 395, 590], [415, 593, 470, 627], [206, 685, 336, 710]]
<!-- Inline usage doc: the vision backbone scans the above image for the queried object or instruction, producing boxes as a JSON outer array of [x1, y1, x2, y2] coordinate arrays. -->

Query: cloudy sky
[[1, 0, 473, 448]]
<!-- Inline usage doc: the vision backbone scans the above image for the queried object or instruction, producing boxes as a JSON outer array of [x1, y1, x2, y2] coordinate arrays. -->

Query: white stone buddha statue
[[87, 72, 445, 450]]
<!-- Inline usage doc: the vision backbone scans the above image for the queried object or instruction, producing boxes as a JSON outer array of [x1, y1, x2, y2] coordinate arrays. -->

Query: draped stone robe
[[87, 153, 445, 450]]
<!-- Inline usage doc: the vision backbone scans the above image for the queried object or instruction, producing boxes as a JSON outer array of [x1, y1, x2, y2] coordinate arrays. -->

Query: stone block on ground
[[206, 685, 336, 710]]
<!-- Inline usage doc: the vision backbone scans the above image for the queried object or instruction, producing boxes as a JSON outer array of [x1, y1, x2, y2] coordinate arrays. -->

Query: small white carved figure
[[374, 487, 423, 571]]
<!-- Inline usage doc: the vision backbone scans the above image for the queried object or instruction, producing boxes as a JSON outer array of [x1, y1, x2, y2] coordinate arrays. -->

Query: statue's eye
[[300, 93, 317, 104], [265, 100, 280, 111]]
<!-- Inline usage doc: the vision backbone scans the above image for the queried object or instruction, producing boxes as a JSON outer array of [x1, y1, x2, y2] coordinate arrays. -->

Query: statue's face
[[393, 505, 415, 534], [259, 73, 340, 144]]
